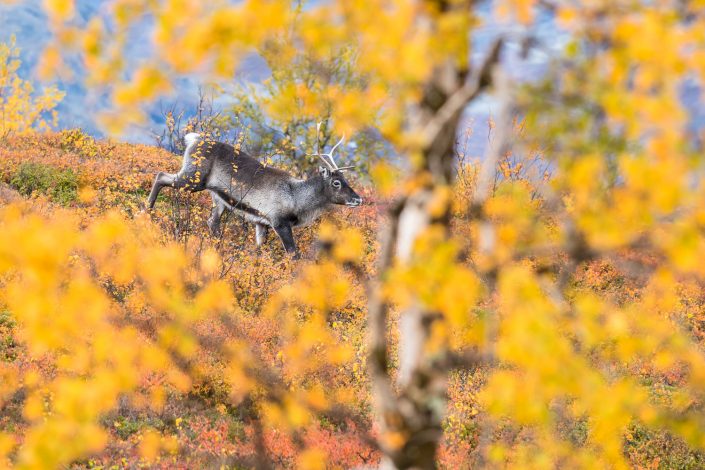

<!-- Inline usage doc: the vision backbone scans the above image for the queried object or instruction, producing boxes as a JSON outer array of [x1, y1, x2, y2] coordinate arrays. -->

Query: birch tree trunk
[[369, 34, 506, 468]]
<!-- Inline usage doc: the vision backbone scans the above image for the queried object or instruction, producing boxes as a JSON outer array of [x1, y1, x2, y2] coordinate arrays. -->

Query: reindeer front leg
[[272, 222, 298, 258]]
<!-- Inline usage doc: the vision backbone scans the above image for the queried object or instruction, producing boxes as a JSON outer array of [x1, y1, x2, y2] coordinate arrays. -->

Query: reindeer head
[[312, 123, 363, 207]]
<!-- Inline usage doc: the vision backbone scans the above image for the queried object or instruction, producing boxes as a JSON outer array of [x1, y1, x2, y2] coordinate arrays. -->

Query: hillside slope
[[0, 133, 704, 468]]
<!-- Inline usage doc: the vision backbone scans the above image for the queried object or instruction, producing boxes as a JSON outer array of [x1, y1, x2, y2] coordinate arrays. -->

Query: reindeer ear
[[319, 166, 330, 178]]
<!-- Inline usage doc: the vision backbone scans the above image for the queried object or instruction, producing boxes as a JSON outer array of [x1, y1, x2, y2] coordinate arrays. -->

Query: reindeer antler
[[310, 121, 354, 172]]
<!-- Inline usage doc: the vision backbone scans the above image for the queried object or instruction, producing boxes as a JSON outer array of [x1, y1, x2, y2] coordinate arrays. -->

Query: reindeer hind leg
[[147, 167, 207, 209], [147, 137, 208, 209], [255, 223, 269, 246], [207, 191, 227, 237], [147, 171, 176, 209]]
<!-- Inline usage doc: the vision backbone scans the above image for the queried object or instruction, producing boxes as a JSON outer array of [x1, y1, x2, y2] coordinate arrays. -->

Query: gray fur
[[147, 133, 362, 257]]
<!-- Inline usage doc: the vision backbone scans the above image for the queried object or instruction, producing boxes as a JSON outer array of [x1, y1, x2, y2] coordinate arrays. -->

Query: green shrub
[[0, 310, 16, 361], [9, 162, 79, 205], [111, 415, 165, 440], [625, 423, 705, 469]]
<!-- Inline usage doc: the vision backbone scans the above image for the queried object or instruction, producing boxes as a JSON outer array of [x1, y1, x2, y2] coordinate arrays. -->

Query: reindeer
[[146, 126, 363, 258]]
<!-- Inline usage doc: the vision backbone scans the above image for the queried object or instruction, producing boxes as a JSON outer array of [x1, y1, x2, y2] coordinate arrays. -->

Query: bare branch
[[473, 66, 512, 206], [419, 38, 504, 149]]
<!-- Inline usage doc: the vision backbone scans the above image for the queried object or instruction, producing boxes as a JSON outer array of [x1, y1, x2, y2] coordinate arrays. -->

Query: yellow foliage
[[0, 37, 64, 138], [296, 447, 327, 470], [43, 0, 74, 22], [0, 202, 248, 467]]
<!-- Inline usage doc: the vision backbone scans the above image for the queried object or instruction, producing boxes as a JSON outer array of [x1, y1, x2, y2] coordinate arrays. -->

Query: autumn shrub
[[9, 162, 79, 205], [59, 128, 102, 159], [625, 423, 705, 470], [0, 130, 384, 467], [0, 132, 180, 218]]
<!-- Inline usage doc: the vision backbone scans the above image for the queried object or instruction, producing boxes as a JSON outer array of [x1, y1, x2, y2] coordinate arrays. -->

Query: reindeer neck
[[293, 174, 330, 212]]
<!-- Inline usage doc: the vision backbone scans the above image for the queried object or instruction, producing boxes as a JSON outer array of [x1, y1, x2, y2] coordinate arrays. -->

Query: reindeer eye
[[332, 180, 342, 189]]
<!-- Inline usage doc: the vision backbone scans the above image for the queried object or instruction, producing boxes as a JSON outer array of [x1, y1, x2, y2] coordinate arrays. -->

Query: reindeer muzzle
[[346, 197, 363, 207]]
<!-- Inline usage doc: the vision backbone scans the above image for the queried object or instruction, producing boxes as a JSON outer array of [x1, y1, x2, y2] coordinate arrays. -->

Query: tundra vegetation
[[1, 0, 705, 469]]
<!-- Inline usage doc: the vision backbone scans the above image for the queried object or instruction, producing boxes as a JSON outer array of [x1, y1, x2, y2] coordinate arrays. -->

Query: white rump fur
[[184, 132, 201, 151]]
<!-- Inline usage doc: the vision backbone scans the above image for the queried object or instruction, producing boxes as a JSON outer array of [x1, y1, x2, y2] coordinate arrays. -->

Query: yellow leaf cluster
[[0, 37, 64, 138]]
